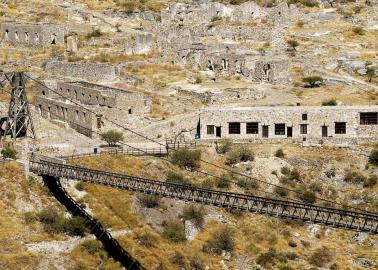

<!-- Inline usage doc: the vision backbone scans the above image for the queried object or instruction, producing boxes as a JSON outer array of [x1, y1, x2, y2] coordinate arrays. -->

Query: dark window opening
[[128, 107, 132, 114], [300, 124, 307, 134], [302, 113, 307, 121], [229, 122, 241, 134], [42, 91, 46, 96], [322, 126, 328, 137], [5, 29, 9, 39], [360, 112, 377, 125], [51, 34, 56, 45], [246, 122, 258, 134], [207, 125, 214, 135], [262, 125, 269, 138], [335, 122, 346, 134], [275, 124, 285, 135]]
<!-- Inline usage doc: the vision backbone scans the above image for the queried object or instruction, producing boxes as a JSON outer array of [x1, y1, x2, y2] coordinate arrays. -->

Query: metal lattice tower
[[3, 72, 35, 139]]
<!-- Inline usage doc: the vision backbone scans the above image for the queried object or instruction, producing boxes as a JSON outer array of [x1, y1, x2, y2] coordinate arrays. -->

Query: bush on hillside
[[170, 148, 201, 170], [203, 226, 235, 255]]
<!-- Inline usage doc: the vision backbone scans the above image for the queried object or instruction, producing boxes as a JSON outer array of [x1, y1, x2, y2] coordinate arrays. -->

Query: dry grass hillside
[[69, 142, 378, 270]]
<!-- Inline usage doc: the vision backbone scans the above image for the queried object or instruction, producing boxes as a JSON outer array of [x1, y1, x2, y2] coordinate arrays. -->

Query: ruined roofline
[[1, 22, 63, 27], [62, 81, 134, 95], [203, 105, 378, 112]]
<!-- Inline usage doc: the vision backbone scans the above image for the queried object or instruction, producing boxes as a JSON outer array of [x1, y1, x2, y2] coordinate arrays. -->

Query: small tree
[[287, 39, 299, 51], [299, 190, 316, 204], [162, 220, 186, 242], [100, 130, 123, 146], [138, 194, 160, 208], [352, 26, 364, 35], [182, 205, 206, 228], [322, 99, 337, 106], [203, 226, 235, 255], [302, 76, 323, 88], [369, 149, 378, 165], [64, 216, 88, 236], [166, 171, 192, 185], [308, 247, 332, 267], [275, 149, 285, 158], [216, 138, 233, 154], [170, 148, 201, 170], [1, 146, 17, 159], [366, 66, 375, 83]]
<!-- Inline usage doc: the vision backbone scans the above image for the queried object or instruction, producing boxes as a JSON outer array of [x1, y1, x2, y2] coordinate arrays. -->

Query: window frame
[[302, 113, 308, 121], [335, 122, 346, 134], [300, 124, 308, 135], [360, 112, 378, 125], [207, 125, 215, 135], [275, 123, 286, 135], [228, 122, 241, 134], [246, 122, 259, 134]]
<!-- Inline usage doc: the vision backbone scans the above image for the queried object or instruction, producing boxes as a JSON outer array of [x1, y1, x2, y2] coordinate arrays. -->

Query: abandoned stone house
[[45, 61, 118, 82], [174, 43, 289, 83], [36, 81, 152, 137], [0, 23, 64, 47], [196, 106, 378, 142]]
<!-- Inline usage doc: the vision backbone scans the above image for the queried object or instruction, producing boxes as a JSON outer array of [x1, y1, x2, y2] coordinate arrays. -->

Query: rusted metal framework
[[1, 72, 35, 139], [30, 160, 378, 234]]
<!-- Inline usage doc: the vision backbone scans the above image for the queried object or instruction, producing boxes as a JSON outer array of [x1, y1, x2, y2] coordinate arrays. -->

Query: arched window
[[14, 31, 19, 40], [51, 34, 57, 45], [5, 29, 9, 39], [25, 32, 29, 42], [35, 33, 40, 42]]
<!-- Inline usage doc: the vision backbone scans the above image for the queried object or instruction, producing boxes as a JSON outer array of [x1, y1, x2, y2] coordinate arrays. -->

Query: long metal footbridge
[[30, 159, 378, 234]]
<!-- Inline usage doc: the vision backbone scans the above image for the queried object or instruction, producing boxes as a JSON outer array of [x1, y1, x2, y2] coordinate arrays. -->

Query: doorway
[[216, 126, 221, 138], [322, 126, 328, 137], [287, 127, 293, 138], [262, 125, 269, 138]]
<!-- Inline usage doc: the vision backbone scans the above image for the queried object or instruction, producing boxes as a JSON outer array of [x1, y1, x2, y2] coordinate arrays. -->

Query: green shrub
[[182, 205, 206, 228], [352, 26, 364, 35], [299, 190, 316, 204], [281, 166, 291, 176], [286, 39, 299, 51], [275, 149, 285, 158], [138, 194, 160, 208], [166, 171, 191, 185], [63, 216, 88, 236], [189, 254, 206, 270], [216, 174, 231, 189], [300, 0, 319, 7], [256, 248, 288, 268], [85, 29, 103, 40], [275, 186, 289, 197], [81, 239, 102, 254], [226, 146, 254, 165], [203, 226, 235, 255], [302, 76, 324, 88], [1, 146, 17, 159], [38, 207, 64, 234], [322, 99, 337, 106], [369, 149, 378, 165], [296, 20, 304, 27], [325, 168, 336, 178], [23, 211, 38, 224], [308, 247, 332, 267], [344, 170, 366, 184], [170, 251, 187, 268], [100, 130, 123, 146], [162, 220, 186, 242], [170, 148, 201, 170], [216, 138, 233, 154], [75, 182, 84, 191], [137, 232, 157, 247], [236, 177, 259, 191], [363, 175, 377, 188]]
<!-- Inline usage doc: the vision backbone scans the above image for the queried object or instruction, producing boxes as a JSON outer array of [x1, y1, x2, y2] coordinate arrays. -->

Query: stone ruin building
[[195, 106, 378, 143], [155, 2, 295, 83], [0, 23, 65, 47], [35, 81, 151, 137]]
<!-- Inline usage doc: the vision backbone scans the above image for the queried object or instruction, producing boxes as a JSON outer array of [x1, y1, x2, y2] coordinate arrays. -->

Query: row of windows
[[207, 122, 348, 135]]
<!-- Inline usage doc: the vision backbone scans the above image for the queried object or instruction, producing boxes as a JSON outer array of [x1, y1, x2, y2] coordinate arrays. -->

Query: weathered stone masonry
[[198, 106, 378, 142], [0, 23, 64, 47]]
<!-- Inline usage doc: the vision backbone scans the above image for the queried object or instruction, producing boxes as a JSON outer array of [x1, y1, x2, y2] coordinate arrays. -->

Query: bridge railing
[[29, 160, 378, 234], [58, 147, 168, 160]]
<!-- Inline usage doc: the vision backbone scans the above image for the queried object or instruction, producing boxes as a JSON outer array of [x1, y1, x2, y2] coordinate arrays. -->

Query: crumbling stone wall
[[35, 96, 94, 137], [198, 106, 378, 141], [0, 23, 64, 47], [45, 61, 118, 82], [57, 81, 151, 114], [245, 55, 290, 83]]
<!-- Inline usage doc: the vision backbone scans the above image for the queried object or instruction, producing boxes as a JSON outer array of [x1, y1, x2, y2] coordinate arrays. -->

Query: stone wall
[[35, 96, 95, 137], [198, 106, 378, 142], [45, 61, 118, 82], [0, 23, 64, 47], [245, 55, 290, 83]]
